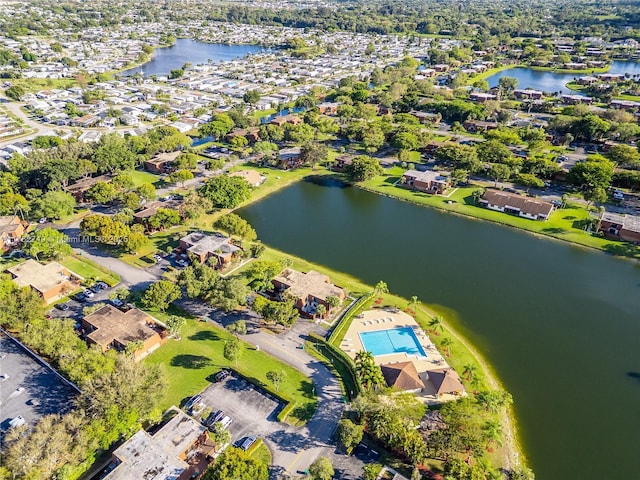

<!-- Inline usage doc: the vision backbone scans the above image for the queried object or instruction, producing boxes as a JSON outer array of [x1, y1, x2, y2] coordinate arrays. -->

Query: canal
[[237, 178, 640, 480], [120, 38, 264, 77]]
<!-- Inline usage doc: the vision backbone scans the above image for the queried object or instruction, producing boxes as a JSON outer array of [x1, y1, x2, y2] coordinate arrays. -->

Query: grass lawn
[[359, 167, 640, 259], [248, 439, 272, 464], [12, 77, 78, 93], [253, 108, 277, 119], [129, 170, 163, 188], [144, 317, 317, 425], [60, 254, 121, 286]]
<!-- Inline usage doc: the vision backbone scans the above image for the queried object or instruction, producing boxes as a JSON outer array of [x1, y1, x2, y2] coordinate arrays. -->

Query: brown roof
[[481, 189, 554, 218], [84, 304, 159, 349], [0, 215, 25, 238], [272, 268, 345, 302], [146, 151, 181, 166], [428, 368, 465, 396], [381, 362, 424, 391], [228, 169, 265, 187], [7, 259, 77, 295], [133, 199, 182, 219], [600, 212, 640, 233], [65, 175, 112, 194]]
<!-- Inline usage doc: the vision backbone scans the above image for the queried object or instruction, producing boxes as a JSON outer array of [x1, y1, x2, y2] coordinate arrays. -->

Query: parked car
[[38, 217, 47, 224], [55, 303, 70, 311], [214, 369, 230, 382], [184, 395, 202, 413], [237, 436, 257, 451], [111, 298, 124, 307], [94, 281, 108, 290], [72, 293, 86, 303], [153, 254, 163, 261], [216, 415, 232, 429], [83, 289, 95, 298]]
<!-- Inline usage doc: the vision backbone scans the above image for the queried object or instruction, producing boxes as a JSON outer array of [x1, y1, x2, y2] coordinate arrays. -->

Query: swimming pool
[[359, 327, 427, 357]]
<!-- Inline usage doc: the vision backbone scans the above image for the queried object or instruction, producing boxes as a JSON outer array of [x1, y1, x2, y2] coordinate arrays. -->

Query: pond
[[237, 178, 640, 480], [486, 60, 640, 94], [120, 38, 264, 77]]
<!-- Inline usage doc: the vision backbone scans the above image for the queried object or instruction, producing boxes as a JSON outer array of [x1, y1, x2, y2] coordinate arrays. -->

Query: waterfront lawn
[[360, 168, 640, 259], [144, 316, 317, 425], [60, 254, 121, 286]]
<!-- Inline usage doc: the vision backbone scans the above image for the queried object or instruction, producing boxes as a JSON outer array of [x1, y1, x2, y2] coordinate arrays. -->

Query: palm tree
[[429, 315, 444, 335], [326, 295, 341, 314], [441, 337, 453, 357], [373, 280, 389, 299], [482, 420, 503, 451], [315, 304, 327, 319], [462, 363, 478, 382], [410, 295, 419, 314]]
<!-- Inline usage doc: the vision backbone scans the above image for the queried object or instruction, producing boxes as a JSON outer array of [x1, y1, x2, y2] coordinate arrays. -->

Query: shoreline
[[353, 181, 640, 262], [256, 242, 529, 472]]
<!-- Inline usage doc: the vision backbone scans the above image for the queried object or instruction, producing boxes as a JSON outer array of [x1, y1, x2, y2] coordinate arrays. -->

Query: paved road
[[178, 299, 365, 478], [0, 100, 65, 147]]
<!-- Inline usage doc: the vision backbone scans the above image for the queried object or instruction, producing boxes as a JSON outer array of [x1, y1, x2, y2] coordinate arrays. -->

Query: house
[[469, 92, 497, 102], [65, 175, 112, 202], [318, 102, 339, 115], [427, 368, 465, 397], [144, 151, 181, 174], [479, 189, 555, 220], [0, 215, 27, 251], [409, 110, 441, 125], [104, 408, 208, 480], [270, 114, 302, 127], [381, 361, 424, 393], [271, 268, 345, 317], [133, 199, 181, 222], [402, 169, 450, 194], [514, 89, 544, 100], [463, 120, 498, 133], [598, 212, 640, 243], [7, 259, 82, 304], [82, 305, 166, 361], [226, 128, 260, 143], [228, 169, 266, 187], [178, 232, 241, 266], [278, 147, 302, 169], [561, 94, 593, 105], [333, 154, 354, 172]]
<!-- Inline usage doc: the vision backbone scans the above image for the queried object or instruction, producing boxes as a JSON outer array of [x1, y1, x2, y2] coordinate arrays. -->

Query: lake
[[120, 38, 264, 77], [486, 60, 640, 94], [238, 178, 640, 480]]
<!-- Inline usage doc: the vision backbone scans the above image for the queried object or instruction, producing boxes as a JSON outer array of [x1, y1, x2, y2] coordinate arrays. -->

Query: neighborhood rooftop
[[105, 408, 206, 480], [7, 259, 78, 295], [180, 232, 240, 258], [272, 268, 344, 302], [83, 304, 159, 348], [600, 212, 640, 233]]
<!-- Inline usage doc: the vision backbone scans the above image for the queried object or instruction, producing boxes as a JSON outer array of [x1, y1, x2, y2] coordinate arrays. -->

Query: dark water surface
[[238, 179, 640, 480], [121, 38, 263, 76]]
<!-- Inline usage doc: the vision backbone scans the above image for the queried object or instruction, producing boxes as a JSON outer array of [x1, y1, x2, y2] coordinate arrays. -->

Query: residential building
[[178, 232, 241, 266], [226, 128, 260, 143], [278, 147, 302, 169], [144, 151, 181, 174], [104, 408, 208, 480], [409, 110, 441, 125], [402, 169, 450, 194], [0, 215, 27, 251], [333, 154, 353, 172], [6, 259, 82, 304], [479, 189, 555, 220], [133, 199, 182, 222], [271, 268, 345, 317], [82, 305, 166, 361], [270, 114, 302, 127], [463, 120, 498, 132], [598, 212, 640, 243], [469, 92, 497, 102], [228, 169, 266, 187], [65, 175, 112, 202]]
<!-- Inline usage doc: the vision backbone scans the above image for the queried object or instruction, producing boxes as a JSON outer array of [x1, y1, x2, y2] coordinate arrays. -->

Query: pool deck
[[340, 308, 465, 404]]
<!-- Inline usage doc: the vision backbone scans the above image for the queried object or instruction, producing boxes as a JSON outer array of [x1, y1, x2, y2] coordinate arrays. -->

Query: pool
[[359, 327, 427, 357]]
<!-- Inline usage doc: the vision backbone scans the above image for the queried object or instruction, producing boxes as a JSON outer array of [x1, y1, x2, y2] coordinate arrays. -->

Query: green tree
[[215, 213, 257, 242], [141, 280, 182, 311], [300, 142, 329, 169], [515, 173, 544, 193], [266, 370, 286, 391], [209, 422, 231, 450], [392, 131, 419, 151], [252, 296, 298, 328], [355, 351, 386, 390], [178, 263, 219, 300], [23, 228, 72, 260], [583, 186, 608, 208], [429, 315, 444, 335], [441, 337, 453, 356], [175, 152, 199, 170], [86, 182, 118, 204], [92, 133, 137, 173], [179, 189, 212, 220], [488, 163, 512, 187], [326, 295, 341, 313], [337, 419, 364, 454], [166, 315, 186, 338], [224, 337, 242, 367], [209, 277, 250, 312], [309, 457, 334, 480], [373, 280, 389, 298], [137, 183, 157, 202], [607, 144, 640, 168], [168, 169, 194, 187], [567, 156, 614, 191], [199, 175, 251, 208], [243, 89, 261, 105], [315, 303, 327, 319], [30, 190, 76, 221], [498, 76, 518, 97], [463, 363, 478, 382], [202, 447, 268, 480], [5, 84, 25, 100], [346, 156, 383, 182], [227, 320, 247, 336]]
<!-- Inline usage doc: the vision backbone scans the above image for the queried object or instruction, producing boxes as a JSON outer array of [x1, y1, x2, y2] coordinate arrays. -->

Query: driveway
[[177, 299, 364, 478]]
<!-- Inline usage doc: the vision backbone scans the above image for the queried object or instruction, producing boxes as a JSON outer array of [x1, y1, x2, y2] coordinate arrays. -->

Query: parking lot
[[197, 374, 284, 447]]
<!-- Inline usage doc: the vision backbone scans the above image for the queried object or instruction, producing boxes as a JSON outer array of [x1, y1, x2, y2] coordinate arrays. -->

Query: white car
[[83, 289, 95, 298], [38, 217, 47, 224], [111, 298, 124, 307]]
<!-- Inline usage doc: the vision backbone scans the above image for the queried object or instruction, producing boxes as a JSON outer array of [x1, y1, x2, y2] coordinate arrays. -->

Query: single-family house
[[479, 189, 555, 220], [7, 259, 82, 304], [333, 155, 354, 172], [103, 408, 208, 480], [226, 128, 260, 143], [270, 114, 302, 127], [0, 215, 27, 251], [271, 268, 345, 317], [402, 169, 450, 194], [144, 151, 181, 174], [65, 175, 112, 202], [228, 169, 266, 187], [598, 212, 640, 243], [463, 120, 498, 133], [82, 305, 166, 361], [278, 147, 302, 169], [318, 102, 339, 115], [409, 110, 441, 125], [178, 232, 241, 267]]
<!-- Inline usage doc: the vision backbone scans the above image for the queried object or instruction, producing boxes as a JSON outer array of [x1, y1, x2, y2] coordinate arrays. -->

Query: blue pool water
[[359, 327, 427, 357]]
